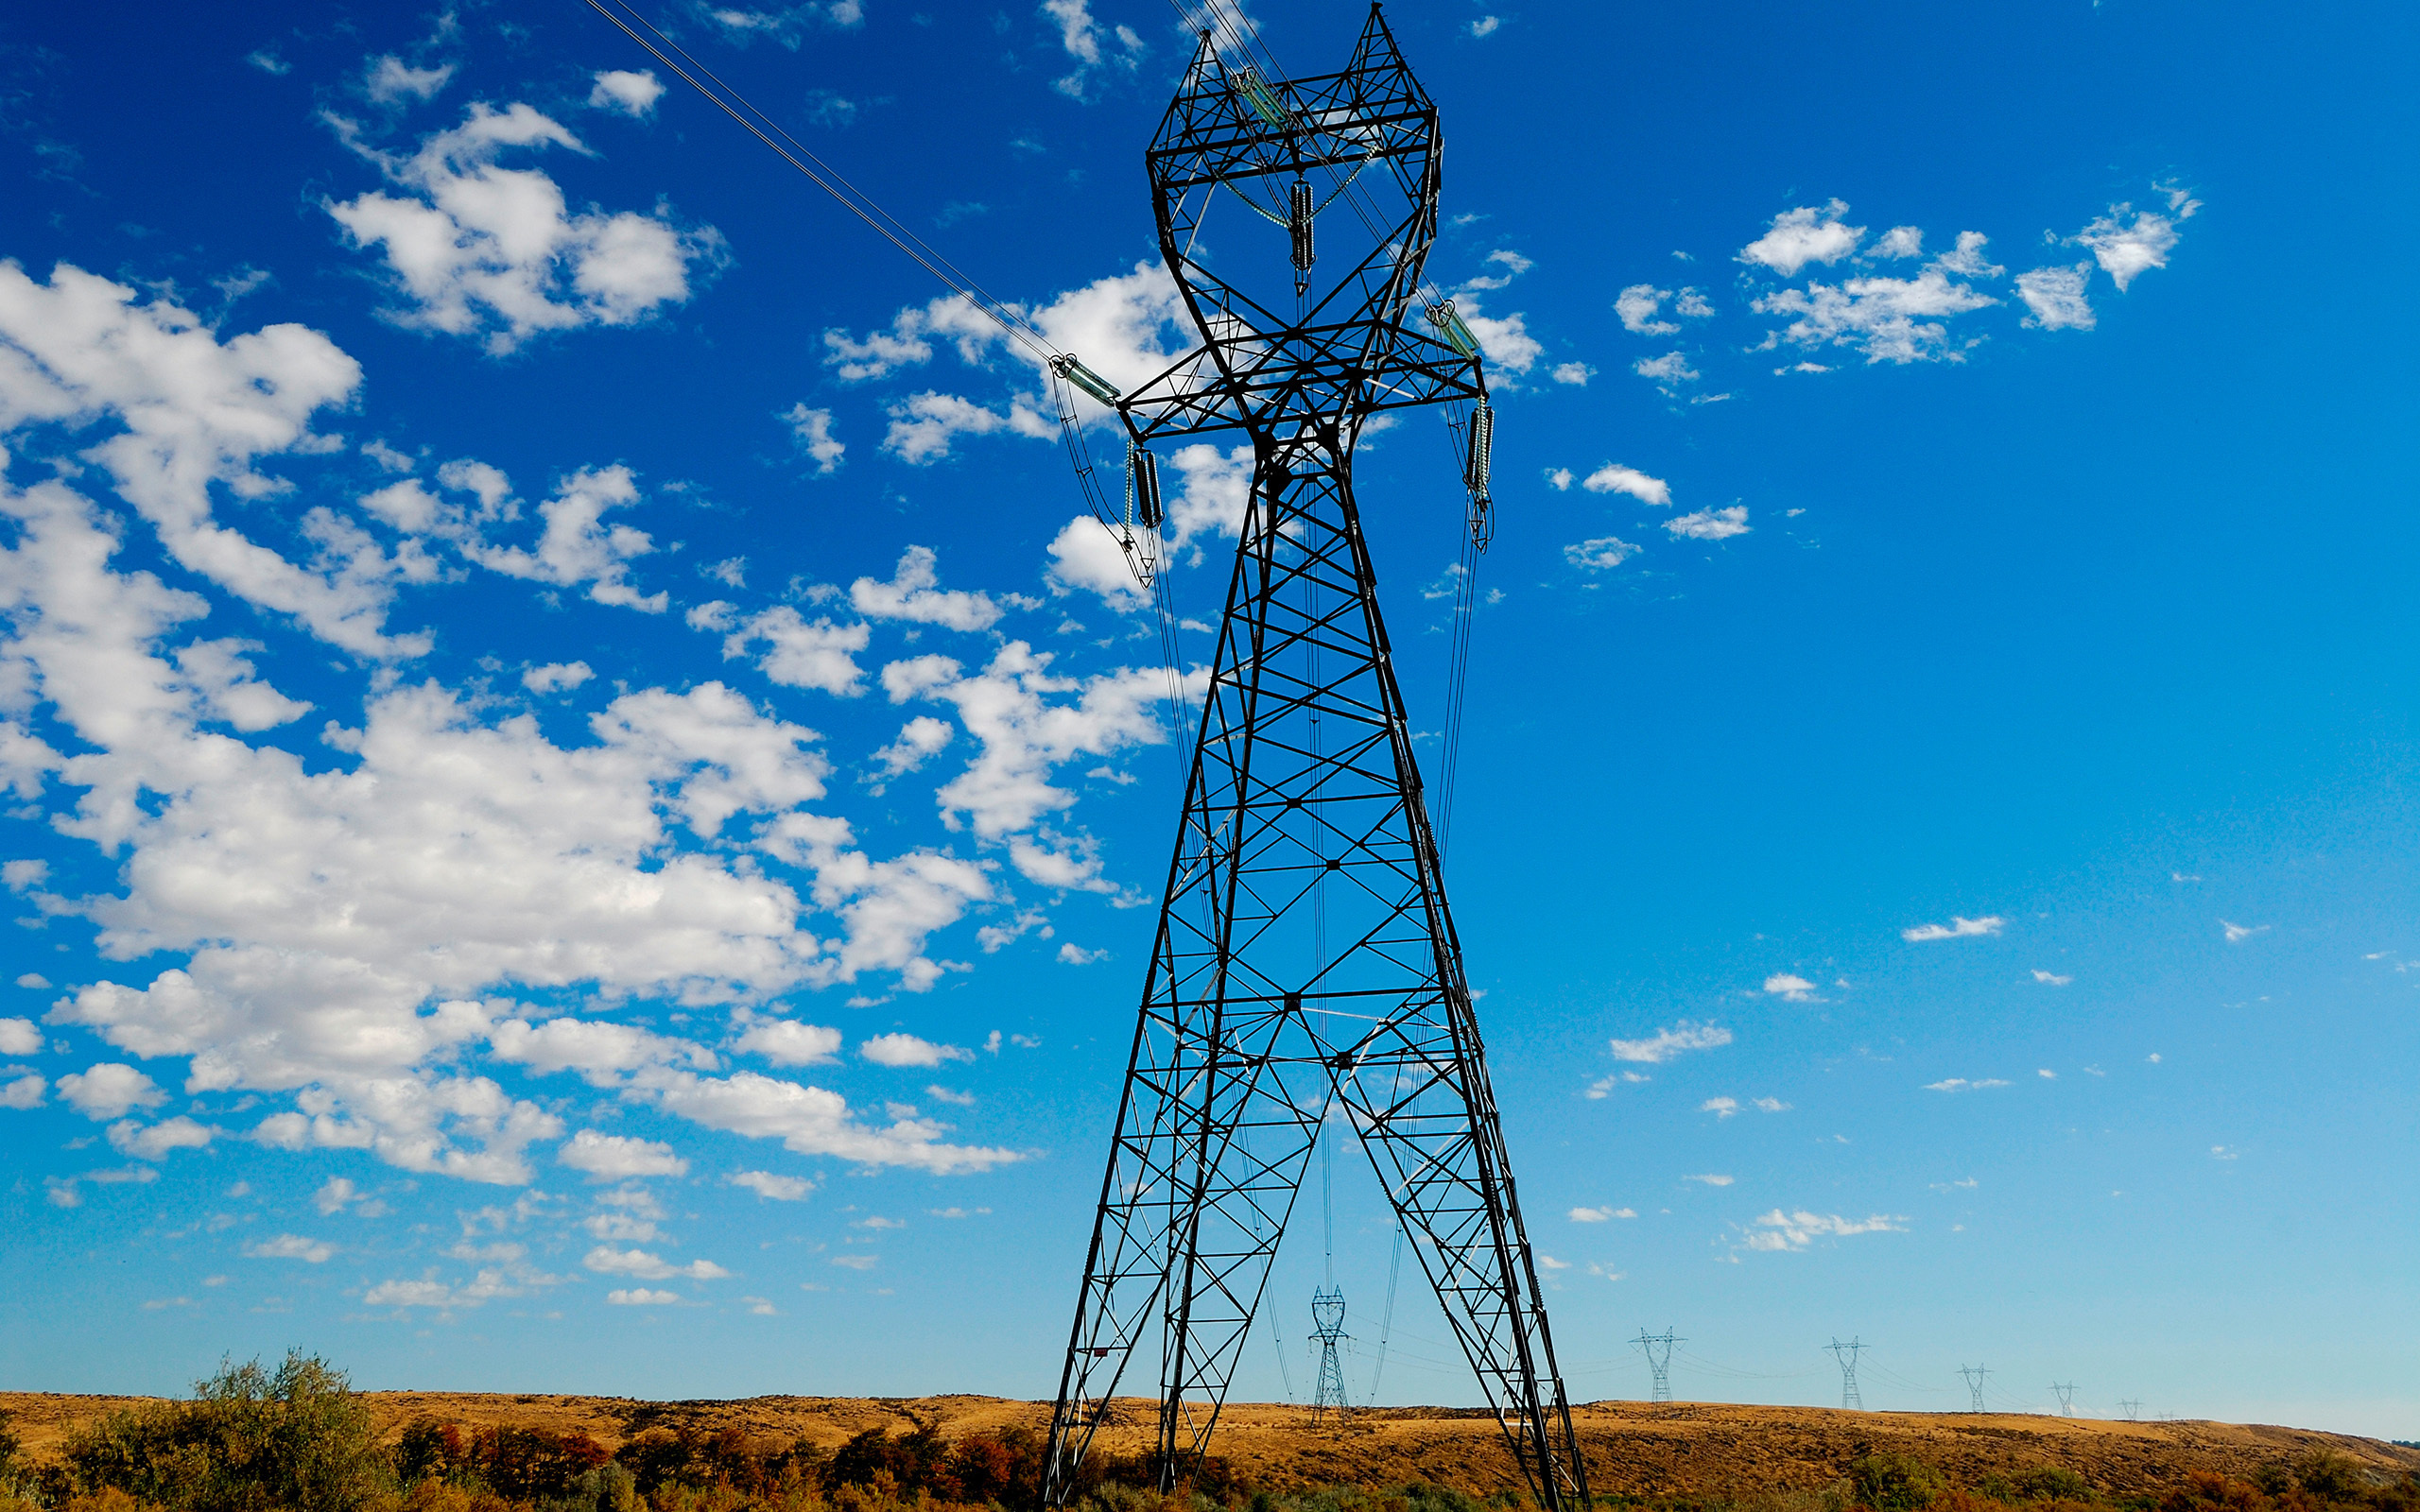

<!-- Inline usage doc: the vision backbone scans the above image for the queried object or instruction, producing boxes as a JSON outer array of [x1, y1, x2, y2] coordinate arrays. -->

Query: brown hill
[[3, 1393, 2413, 1503]]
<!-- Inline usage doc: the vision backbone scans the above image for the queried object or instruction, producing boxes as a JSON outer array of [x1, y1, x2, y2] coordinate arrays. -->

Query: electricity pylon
[[1309, 1286, 1351, 1420], [1827, 1337, 1865, 1411], [1043, 13, 1584, 1512], [1960, 1365, 1992, 1414], [1634, 1328, 1682, 1405], [2118, 1398, 2143, 1422], [2050, 1382, 2077, 1418]]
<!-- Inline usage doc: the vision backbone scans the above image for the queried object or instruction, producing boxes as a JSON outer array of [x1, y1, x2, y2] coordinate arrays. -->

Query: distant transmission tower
[[2118, 1399, 2143, 1421], [1827, 1338, 1866, 1411], [2050, 1383, 2077, 1418], [1310, 1287, 1351, 1420], [1959, 1365, 1991, 1414], [1309, 1123, 1350, 1422], [1633, 1328, 1683, 1404]]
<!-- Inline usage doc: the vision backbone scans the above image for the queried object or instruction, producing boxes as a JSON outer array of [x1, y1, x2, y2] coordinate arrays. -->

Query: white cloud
[[1751, 1097, 1790, 1113], [1, 1072, 43, 1109], [363, 1261, 543, 1309], [607, 1287, 681, 1304], [1684, 1173, 1734, 1186], [884, 390, 1056, 465], [109, 1115, 216, 1160], [1934, 232, 2003, 278], [851, 545, 1000, 631], [1667, 506, 1750, 541], [0, 1016, 41, 1055], [2074, 204, 2185, 291], [1550, 363, 1594, 386], [883, 641, 1177, 888], [1634, 352, 1700, 387], [1924, 1077, 2012, 1092], [1738, 201, 1864, 277], [2038, 1069, 2057, 1079], [639, 1068, 1017, 1174], [328, 103, 721, 353], [1042, 0, 1146, 100], [523, 662, 594, 694], [735, 1020, 843, 1067], [2221, 920, 2267, 943], [314, 1177, 359, 1214], [558, 1129, 689, 1180], [583, 1245, 727, 1280], [1544, 469, 1574, 491], [2016, 265, 2095, 330], [1609, 1021, 1732, 1064], [1762, 972, 1818, 1003], [715, 606, 872, 696], [1468, 15, 1501, 37], [1581, 464, 1670, 507], [860, 1032, 974, 1068], [57, 1063, 166, 1120], [489, 1015, 717, 1087], [1738, 1209, 1904, 1252], [0, 261, 430, 658], [1056, 942, 1105, 965], [1753, 269, 1998, 364], [829, 1252, 878, 1270], [1871, 226, 1923, 260], [2031, 969, 2072, 986], [247, 1233, 335, 1263], [1616, 284, 1678, 335], [1562, 536, 1639, 572], [870, 716, 954, 782], [1568, 1205, 1634, 1222], [729, 1169, 812, 1200], [367, 57, 456, 105], [1702, 1096, 1738, 1119], [589, 70, 666, 117], [455, 465, 666, 612], [783, 404, 845, 474], [1903, 915, 2004, 941]]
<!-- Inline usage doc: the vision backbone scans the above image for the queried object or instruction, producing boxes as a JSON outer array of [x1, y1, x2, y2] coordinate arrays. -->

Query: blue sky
[[2, 0, 2416, 1439]]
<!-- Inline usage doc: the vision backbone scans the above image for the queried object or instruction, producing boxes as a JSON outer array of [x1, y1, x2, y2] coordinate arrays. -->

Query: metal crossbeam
[[1044, 12, 1584, 1512]]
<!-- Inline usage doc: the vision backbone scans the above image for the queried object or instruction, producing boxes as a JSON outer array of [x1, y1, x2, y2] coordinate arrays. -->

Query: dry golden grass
[[6, 1394, 2414, 1502]]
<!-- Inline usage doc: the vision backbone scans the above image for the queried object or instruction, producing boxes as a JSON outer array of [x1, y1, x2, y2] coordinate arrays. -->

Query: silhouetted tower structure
[[1634, 1329, 1682, 1405], [1309, 1286, 1351, 1419], [1043, 12, 1584, 1512], [2118, 1399, 2143, 1421], [1827, 1337, 1865, 1411], [1960, 1365, 1992, 1414], [2051, 1383, 2077, 1418]]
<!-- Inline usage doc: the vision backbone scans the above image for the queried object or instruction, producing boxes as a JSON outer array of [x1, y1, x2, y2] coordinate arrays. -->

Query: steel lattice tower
[[1309, 1286, 1351, 1420], [1632, 1329, 1681, 1405], [1043, 10, 1584, 1511], [1827, 1338, 1865, 1411], [1961, 1365, 1992, 1414]]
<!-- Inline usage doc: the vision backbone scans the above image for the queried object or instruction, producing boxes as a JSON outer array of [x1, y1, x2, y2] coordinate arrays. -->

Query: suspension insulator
[[1463, 401, 1494, 493], [1050, 353, 1122, 406], [1426, 301, 1481, 360], [1131, 444, 1164, 531], [1289, 180, 1316, 273]]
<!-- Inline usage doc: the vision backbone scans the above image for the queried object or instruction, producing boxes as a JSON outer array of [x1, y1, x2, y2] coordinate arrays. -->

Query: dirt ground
[[3, 1392, 2413, 1502]]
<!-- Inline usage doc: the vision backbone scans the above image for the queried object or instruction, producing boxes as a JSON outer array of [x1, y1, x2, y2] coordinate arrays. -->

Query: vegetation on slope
[[2, 1354, 2414, 1512]]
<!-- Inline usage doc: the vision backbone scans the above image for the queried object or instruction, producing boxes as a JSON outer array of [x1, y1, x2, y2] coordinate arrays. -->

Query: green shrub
[[1849, 1454, 1945, 1512], [59, 1351, 391, 1512]]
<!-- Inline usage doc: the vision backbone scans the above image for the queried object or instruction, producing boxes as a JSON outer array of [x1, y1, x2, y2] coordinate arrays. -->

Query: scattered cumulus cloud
[[1667, 507, 1749, 541], [558, 1130, 689, 1181], [1609, 1021, 1732, 1064], [860, 1033, 975, 1068], [1904, 915, 2004, 942], [2221, 920, 2268, 943], [1568, 1206, 1634, 1222], [729, 1170, 813, 1200], [1737, 201, 1864, 278], [1924, 1077, 2012, 1092], [1762, 973, 1819, 1003], [1562, 536, 1639, 572], [1738, 1209, 1904, 1252], [2015, 265, 2095, 330], [1581, 464, 1670, 506], [2031, 970, 2072, 986], [327, 103, 723, 353], [247, 1234, 335, 1263], [1702, 1096, 1738, 1119], [588, 70, 666, 117], [1684, 1173, 1734, 1186], [57, 1064, 166, 1121]]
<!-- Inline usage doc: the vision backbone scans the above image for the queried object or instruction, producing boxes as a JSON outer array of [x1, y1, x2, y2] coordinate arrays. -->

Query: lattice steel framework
[[1044, 11, 1584, 1512]]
